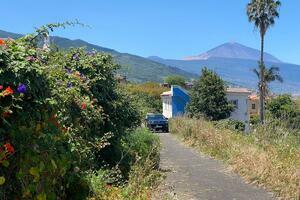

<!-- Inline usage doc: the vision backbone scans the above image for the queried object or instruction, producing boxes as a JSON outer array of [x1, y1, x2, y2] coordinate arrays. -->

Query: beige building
[[249, 94, 260, 116]]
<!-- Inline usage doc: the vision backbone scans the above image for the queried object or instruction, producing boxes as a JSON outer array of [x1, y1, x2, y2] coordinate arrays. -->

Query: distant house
[[249, 94, 260, 116], [161, 86, 190, 118], [226, 88, 252, 131], [184, 81, 194, 89], [161, 86, 251, 131]]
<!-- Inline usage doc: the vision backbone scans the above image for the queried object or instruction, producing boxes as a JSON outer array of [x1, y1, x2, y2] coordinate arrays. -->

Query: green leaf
[[37, 193, 47, 200], [29, 167, 40, 182], [39, 161, 45, 171], [51, 159, 57, 170], [2, 160, 9, 168], [0, 176, 5, 185]]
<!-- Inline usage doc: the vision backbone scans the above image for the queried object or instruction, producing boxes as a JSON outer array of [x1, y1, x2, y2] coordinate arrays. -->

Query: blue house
[[161, 86, 252, 132], [161, 86, 190, 118]]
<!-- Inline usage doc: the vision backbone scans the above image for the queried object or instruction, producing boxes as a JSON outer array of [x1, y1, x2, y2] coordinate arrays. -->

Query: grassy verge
[[88, 128, 163, 200], [170, 117, 300, 200]]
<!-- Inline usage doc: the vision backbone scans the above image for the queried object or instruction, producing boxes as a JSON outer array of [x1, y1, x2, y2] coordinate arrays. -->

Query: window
[[252, 103, 256, 110], [229, 100, 238, 109]]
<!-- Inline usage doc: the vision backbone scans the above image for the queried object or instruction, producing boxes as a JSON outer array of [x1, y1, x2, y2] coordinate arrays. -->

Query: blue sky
[[1, 0, 300, 64]]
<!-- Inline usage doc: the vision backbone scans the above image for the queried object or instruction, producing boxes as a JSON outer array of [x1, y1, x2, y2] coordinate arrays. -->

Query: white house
[[161, 86, 190, 119], [161, 86, 252, 131], [226, 88, 252, 131], [161, 90, 172, 118]]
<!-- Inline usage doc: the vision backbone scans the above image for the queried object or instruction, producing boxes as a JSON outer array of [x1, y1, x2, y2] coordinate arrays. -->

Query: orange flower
[[0, 39, 5, 46], [3, 143, 14, 154], [3, 86, 14, 96]]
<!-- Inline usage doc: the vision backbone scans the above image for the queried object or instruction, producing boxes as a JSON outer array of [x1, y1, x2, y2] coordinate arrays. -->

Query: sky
[[1, 0, 300, 64]]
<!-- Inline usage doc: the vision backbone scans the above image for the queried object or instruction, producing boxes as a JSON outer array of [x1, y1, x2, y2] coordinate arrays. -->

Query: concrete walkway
[[157, 133, 274, 200]]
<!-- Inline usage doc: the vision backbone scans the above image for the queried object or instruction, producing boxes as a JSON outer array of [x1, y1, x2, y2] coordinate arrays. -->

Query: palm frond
[[253, 68, 260, 78]]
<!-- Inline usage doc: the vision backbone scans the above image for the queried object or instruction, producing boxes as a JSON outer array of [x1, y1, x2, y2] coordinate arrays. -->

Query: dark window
[[252, 103, 256, 109]]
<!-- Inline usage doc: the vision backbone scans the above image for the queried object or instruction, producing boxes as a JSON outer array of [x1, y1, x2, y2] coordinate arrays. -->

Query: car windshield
[[147, 114, 165, 120]]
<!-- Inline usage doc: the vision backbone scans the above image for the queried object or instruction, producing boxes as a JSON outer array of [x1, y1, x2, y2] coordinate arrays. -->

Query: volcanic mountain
[[184, 42, 281, 63], [149, 43, 300, 94]]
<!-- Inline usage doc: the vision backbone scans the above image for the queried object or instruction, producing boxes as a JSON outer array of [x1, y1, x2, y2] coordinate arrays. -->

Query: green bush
[[0, 24, 140, 200], [102, 128, 160, 180], [121, 128, 160, 168], [123, 82, 168, 116], [250, 114, 260, 125], [266, 94, 300, 130], [215, 119, 245, 132]]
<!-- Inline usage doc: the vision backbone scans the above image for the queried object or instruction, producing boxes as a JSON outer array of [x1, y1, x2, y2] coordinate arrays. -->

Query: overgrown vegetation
[[266, 94, 300, 129], [89, 128, 162, 200], [122, 82, 168, 116], [0, 24, 161, 200], [170, 117, 300, 199], [214, 119, 246, 132]]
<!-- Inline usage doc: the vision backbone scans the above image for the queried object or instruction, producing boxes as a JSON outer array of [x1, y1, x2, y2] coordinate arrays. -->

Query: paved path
[[157, 133, 274, 200]]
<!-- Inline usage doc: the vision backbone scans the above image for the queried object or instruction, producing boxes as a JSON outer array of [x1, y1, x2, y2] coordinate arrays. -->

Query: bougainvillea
[[0, 24, 140, 200]]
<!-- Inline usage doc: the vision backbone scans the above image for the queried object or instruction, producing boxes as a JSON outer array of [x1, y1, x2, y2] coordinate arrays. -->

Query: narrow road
[[158, 133, 274, 200]]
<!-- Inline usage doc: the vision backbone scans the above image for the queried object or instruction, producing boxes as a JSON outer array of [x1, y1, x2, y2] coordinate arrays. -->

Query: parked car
[[145, 113, 169, 132]]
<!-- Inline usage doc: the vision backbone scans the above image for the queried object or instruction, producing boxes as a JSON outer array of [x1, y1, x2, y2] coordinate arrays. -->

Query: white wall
[[226, 93, 250, 131], [162, 96, 172, 118]]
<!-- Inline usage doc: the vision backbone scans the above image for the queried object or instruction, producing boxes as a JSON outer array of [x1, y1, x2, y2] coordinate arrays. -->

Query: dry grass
[[170, 117, 300, 200]]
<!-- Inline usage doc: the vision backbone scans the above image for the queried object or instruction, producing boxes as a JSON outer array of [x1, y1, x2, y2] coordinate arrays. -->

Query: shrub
[[123, 82, 168, 116], [267, 94, 296, 119], [250, 114, 260, 125], [0, 24, 140, 199], [266, 94, 300, 130], [215, 119, 245, 132], [121, 128, 160, 169]]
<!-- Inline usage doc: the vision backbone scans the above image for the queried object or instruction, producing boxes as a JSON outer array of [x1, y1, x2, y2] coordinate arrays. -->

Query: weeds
[[88, 128, 163, 200]]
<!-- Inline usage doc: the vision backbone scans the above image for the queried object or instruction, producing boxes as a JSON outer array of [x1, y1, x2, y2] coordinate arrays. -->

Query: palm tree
[[253, 65, 283, 99], [247, 0, 281, 123]]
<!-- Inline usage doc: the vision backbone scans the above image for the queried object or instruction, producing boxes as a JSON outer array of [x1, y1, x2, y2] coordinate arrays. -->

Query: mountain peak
[[184, 42, 281, 63]]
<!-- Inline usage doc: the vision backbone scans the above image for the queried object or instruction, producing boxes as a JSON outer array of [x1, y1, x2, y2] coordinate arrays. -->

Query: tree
[[247, 0, 281, 123], [267, 95, 300, 129], [187, 68, 232, 120], [253, 66, 283, 98], [267, 94, 296, 119], [164, 75, 186, 87]]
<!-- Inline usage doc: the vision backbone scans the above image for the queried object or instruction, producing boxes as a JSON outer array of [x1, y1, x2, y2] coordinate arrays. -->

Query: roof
[[161, 91, 172, 97], [226, 88, 252, 94], [249, 94, 259, 100]]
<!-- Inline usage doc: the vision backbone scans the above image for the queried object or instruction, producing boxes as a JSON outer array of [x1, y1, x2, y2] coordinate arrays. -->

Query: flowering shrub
[[0, 24, 140, 199]]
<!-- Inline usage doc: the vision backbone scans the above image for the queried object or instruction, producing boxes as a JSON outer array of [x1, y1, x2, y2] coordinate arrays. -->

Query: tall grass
[[88, 128, 163, 200], [170, 117, 300, 200]]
